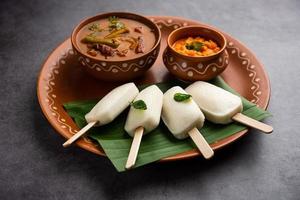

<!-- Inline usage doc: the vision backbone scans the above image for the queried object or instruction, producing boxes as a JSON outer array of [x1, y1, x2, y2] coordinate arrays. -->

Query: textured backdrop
[[0, 0, 299, 199]]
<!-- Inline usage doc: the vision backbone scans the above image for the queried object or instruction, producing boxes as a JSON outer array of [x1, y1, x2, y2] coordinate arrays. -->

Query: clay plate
[[37, 16, 270, 161]]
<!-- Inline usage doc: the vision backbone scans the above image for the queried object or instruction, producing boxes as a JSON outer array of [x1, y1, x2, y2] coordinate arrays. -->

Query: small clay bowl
[[71, 12, 161, 82], [163, 26, 229, 81]]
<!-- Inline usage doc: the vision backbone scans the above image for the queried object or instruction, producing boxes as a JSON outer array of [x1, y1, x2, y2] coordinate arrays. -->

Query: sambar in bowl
[[71, 12, 161, 82]]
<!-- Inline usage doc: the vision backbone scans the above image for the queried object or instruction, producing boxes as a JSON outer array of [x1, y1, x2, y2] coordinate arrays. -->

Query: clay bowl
[[71, 12, 161, 82], [163, 26, 229, 81]]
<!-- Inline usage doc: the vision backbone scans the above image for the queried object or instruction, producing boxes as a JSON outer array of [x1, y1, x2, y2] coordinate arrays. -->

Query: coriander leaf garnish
[[185, 41, 204, 51], [88, 23, 102, 32], [174, 93, 192, 102], [108, 16, 125, 30], [130, 100, 147, 110]]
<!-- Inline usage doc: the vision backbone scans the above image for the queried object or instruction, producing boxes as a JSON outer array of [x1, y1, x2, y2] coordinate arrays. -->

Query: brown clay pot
[[71, 12, 161, 82], [163, 26, 229, 81]]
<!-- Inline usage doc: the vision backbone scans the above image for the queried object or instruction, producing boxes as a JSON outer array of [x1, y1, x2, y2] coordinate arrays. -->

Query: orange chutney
[[172, 37, 220, 57]]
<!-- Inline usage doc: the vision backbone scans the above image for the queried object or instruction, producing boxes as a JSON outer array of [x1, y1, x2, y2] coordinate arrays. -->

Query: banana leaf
[[63, 77, 271, 172]]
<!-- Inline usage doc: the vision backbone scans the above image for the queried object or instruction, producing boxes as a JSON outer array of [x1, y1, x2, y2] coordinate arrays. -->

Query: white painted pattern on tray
[[45, 48, 93, 144], [227, 42, 260, 104]]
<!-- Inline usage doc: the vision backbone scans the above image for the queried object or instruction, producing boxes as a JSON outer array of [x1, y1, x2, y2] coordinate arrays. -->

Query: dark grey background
[[0, 0, 299, 199]]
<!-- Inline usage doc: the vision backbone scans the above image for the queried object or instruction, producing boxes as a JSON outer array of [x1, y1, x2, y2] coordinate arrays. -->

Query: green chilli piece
[[81, 36, 120, 48]]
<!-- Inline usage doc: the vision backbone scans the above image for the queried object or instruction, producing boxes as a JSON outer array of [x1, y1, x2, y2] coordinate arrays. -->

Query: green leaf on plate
[[174, 93, 192, 102], [130, 100, 147, 110], [63, 77, 271, 172]]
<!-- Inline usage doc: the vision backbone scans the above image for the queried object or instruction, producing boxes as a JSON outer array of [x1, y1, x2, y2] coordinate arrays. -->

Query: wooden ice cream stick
[[232, 113, 273, 134], [63, 121, 97, 147], [125, 126, 144, 170], [188, 127, 214, 159]]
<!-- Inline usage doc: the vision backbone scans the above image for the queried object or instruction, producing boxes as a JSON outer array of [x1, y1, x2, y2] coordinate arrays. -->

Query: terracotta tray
[[37, 16, 270, 161]]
